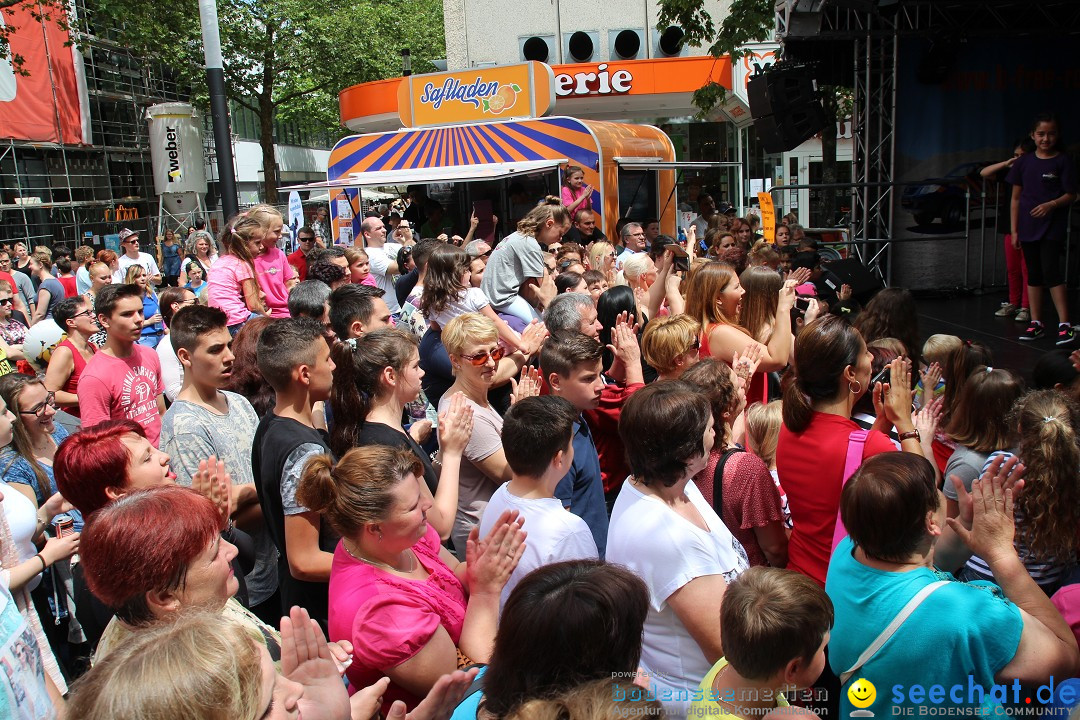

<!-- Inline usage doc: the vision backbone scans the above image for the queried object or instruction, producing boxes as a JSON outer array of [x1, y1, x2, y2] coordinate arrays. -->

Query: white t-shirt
[[156, 333, 184, 402], [115, 251, 161, 284], [606, 479, 749, 719], [478, 483, 599, 610], [365, 243, 402, 313], [427, 287, 490, 329], [0, 479, 41, 592]]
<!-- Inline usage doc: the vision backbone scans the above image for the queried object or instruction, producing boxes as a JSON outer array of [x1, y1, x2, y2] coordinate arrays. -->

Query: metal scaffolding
[[0, 0, 186, 249]]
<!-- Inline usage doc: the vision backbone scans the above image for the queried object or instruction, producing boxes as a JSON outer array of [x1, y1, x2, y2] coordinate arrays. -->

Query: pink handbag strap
[[831, 429, 869, 553]]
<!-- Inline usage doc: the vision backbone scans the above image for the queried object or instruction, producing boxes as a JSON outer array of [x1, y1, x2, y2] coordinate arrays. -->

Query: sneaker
[[1057, 325, 1075, 346], [1020, 322, 1044, 341], [1015, 308, 1031, 322], [995, 302, 1018, 317]]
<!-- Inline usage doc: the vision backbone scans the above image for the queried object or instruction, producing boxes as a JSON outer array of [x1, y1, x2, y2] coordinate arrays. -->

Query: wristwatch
[[897, 429, 921, 442]]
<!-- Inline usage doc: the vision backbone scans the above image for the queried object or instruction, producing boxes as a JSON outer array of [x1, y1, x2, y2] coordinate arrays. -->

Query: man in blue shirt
[[540, 330, 609, 555]]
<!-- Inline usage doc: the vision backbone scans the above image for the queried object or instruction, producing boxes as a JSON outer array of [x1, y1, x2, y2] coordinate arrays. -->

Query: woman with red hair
[[78, 485, 274, 661], [54, 419, 173, 517]]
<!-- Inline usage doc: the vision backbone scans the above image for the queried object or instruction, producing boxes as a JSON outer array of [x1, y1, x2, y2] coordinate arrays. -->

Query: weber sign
[[146, 103, 207, 196]]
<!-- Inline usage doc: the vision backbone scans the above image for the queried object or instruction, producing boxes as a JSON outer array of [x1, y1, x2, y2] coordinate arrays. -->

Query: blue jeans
[[494, 295, 540, 326]]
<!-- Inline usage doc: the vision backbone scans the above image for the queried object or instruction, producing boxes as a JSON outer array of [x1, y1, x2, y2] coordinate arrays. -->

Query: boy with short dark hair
[[539, 330, 610, 554], [79, 283, 166, 444], [251, 317, 336, 626], [691, 567, 832, 719], [479, 395, 598, 609], [328, 284, 393, 340], [160, 304, 280, 621]]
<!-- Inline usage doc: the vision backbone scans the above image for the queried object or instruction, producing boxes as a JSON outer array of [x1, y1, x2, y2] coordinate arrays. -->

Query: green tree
[[87, 0, 445, 201], [658, 0, 849, 224]]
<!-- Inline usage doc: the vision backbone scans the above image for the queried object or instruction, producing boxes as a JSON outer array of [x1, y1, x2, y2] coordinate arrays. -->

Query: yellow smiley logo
[[848, 678, 877, 709]]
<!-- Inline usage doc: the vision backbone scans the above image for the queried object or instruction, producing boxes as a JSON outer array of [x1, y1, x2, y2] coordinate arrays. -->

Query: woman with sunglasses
[[329, 327, 475, 542], [438, 313, 540, 552]]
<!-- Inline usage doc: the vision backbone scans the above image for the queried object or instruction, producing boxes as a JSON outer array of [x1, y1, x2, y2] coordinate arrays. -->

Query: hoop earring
[[849, 380, 862, 394]]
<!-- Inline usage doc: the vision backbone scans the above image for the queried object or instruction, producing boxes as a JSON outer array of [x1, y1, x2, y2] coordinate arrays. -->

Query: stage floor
[[915, 291, 1076, 384]]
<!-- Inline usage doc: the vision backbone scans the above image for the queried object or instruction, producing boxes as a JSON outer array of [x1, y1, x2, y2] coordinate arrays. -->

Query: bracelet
[[897, 429, 921, 443], [34, 554, 46, 572]]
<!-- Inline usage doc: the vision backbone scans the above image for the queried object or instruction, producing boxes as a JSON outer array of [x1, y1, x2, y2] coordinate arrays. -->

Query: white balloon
[[22, 319, 66, 370]]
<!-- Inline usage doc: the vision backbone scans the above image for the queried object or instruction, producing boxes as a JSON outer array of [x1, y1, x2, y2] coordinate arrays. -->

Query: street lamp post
[[198, 0, 239, 220], [401, 48, 412, 77]]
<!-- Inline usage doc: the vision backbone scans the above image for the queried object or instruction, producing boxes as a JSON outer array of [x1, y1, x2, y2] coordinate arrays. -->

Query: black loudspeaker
[[747, 65, 829, 154], [747, 67, 819, 116], [752, 104, 829, 154], [821, 258, 882, 302]]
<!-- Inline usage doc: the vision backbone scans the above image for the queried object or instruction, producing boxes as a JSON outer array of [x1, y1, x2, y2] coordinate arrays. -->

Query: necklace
[[342, 540, 416, 573]]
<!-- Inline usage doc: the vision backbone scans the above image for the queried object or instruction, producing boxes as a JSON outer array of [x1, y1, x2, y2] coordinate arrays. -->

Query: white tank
[[146, 103, 207, 196]]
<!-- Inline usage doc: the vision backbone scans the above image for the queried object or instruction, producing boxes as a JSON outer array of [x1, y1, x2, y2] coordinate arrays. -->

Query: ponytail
[[782, 380, 815, 434], [517, 197, 570, 237], [296, 454, 337, 514], [328, 329, 418, 458]]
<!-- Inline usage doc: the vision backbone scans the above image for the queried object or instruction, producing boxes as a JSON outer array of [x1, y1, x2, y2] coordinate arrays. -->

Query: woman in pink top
[[560, 165, 593, 221], [297, 445, 524, 716], [207, 209, 269, 334]]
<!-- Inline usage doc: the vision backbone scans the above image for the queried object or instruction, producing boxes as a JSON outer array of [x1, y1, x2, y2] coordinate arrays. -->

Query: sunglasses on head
[[461, 346, 506, 366]]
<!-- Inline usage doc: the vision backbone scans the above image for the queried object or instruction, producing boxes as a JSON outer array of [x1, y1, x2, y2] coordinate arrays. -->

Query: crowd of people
[[3, 128, 1080, 720]]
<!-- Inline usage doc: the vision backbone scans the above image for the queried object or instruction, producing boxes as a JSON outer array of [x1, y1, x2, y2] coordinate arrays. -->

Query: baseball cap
[[118, 228, 141, 244]]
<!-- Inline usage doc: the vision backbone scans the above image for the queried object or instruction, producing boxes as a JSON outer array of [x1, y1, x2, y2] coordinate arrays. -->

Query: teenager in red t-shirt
[[775, 316, 928, 586]]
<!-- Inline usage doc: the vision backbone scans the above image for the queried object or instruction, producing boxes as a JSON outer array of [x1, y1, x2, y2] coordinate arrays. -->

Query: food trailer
[[286, 62, 689, 243]]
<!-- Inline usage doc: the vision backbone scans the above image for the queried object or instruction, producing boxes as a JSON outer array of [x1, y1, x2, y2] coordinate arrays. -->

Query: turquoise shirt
[[826, 537, 1021, 716]]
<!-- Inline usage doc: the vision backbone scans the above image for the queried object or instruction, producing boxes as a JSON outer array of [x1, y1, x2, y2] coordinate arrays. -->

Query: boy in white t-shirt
[[477, 395, 598, 609]]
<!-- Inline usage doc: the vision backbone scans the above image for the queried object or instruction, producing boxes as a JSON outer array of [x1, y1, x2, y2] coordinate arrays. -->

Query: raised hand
[[191, 456, 232, 530], [466, 510, 526, 596], [437, 393, 474, 456], [947, 453, 1025, 535], [509, 366, 541, 405], [785, 266, 812, 286], [280, 605, 352, 720], [518, 321, 548, 357], [946, 458, 1022, 563], [385, 668, 481, 720]]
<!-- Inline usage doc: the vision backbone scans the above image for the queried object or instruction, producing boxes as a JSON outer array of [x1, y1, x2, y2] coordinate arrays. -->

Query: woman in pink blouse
[[297, 444, 525, 715]]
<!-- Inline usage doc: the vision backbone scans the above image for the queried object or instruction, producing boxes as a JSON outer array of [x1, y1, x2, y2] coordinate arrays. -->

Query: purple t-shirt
[[1006, 152, 1077, 243], [253, 247, 297, 318]]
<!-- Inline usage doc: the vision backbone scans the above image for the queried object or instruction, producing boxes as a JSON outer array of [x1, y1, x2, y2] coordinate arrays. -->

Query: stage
[[915, 291, 1075, 384]]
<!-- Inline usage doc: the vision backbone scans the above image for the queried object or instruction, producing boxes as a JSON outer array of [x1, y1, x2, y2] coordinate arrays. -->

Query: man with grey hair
[[616, 222, 646, 268], [542, 292, 602, 340], [287, 280, 334, 340]]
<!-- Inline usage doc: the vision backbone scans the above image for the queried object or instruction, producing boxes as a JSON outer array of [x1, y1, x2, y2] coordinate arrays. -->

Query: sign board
[[398, 61, 556, 128], [731, 43, 780, 105], [757, 192, 776, 243], [288, 191, 304, 232]]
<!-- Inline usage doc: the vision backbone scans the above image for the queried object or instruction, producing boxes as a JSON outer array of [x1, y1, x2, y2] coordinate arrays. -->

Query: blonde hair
[[640, 314, 700, 375], [588, 242, 614, 275], [296, 446, 424, 539], [124, 264, 146, 285], [748, 240, 780, 268], [442, 312, 498, 356], [739, 266, 782, 344], [517, 197, 570, 237], [221, 203, 282, 265], [88, 261, 110, 279], [922, 334, 962, 366], [506, 679, 664, 720], [66, 611, 263, 720], [746, 400, 783, 468], [867, 337, 906, 358]]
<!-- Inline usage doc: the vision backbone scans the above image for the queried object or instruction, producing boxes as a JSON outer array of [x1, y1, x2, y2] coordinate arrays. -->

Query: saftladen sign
[[398, 61, 556, 129]]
